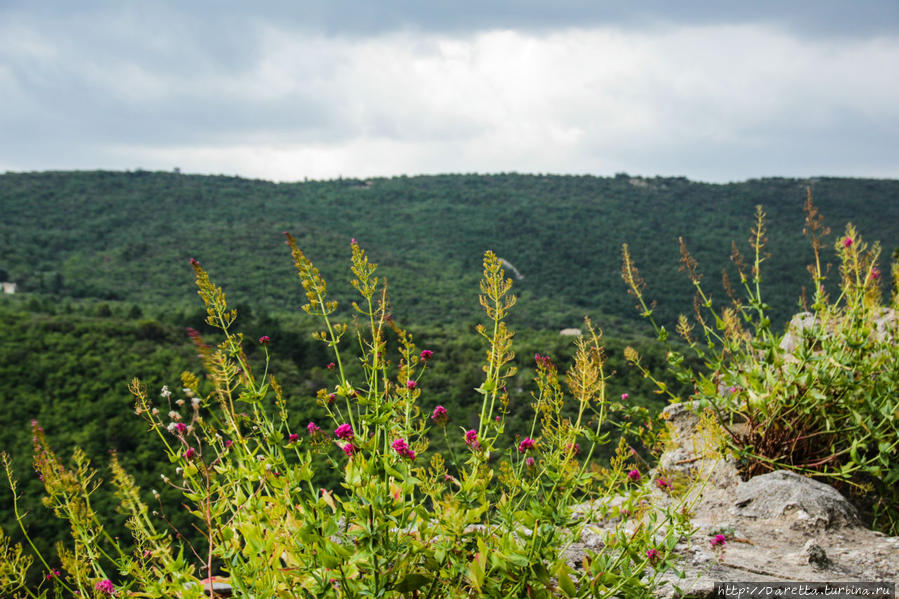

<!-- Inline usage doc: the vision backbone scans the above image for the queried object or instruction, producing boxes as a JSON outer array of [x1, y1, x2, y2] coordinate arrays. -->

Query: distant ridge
[[2, 170, 896, 329]]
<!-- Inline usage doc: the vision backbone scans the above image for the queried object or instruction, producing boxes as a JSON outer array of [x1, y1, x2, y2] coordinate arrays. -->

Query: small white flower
[[175, 399, 185, 407], [175, 467, 183, 475], [166, 422, 177, 433], [183, 388, 194, 398], [191, 397, 201, 408], [168, 411, 181, 421], [160, 386, 171, 399], [151, 407, 159, 416]]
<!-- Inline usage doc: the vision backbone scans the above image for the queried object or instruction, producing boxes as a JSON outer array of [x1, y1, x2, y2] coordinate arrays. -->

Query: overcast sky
[[2, 1, 898, 183]]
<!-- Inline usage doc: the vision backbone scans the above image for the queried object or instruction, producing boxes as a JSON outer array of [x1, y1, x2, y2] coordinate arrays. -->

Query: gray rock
[[733, 470, 860, 529]]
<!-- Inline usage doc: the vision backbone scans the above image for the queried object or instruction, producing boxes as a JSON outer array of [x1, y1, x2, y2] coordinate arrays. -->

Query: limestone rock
[[733, 470, 860, 529]]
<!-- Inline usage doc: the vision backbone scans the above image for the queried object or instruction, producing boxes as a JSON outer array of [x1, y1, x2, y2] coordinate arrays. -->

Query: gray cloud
[[1, 2, 897, 182]]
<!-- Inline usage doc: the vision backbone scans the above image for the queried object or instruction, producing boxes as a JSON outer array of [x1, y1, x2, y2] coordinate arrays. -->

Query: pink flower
[[45, 569, 61, 580], [518, 437, 535, 453], [869, 267, 880, 280], [95, 579, 115, 595], [843, 236, 853, 248], [627, 469, 640, 481], [406, 379, 417, 390], [430, 405, 449, 425], [710, 534, 726, 547], [656, 478, 672, 490], [258, 335, 270, 345], [464, 429, 479, 449], [729, 386, 738, 393], [351, 238, 357, 246], [391, 438, 415, 460], [621, 393, 629, 401], [174, 422, 187, 434], [342, 443, 356, 457], [183, 447, 196, 460], [307, 422, 321, 434], [444, 474, 455, 482], [189, 258, 199, 266], [334, 423, 353, 440], [327, 393, 336, 404], [525, 457, 535, 468], [566, 443, 580, 456], [646, 548, 661, 565], [326, 362, 336, 370], [288, 433, 299, 444], [224, 439, 233, 448], [420, 349, 434, 361], [534, 353, 552, 367]]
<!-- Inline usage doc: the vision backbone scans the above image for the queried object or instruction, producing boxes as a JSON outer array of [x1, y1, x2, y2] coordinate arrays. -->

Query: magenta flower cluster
[[307, 422, 321, 434], [465, 429, 479, 449], [430, 405, 449, 425], [334, 423, 353, 440], [534, 353, 553, 367], [258, 335, 270, 345], [518, 437, 535, 453], [406, 379, 417, 390], [627, 469, 641, 481], [710, 534, 727, 547], [391, 438, 415, 460], [95, 579, 115, 595], [342, 443, 356, 457], [420, 349, 434, 361]]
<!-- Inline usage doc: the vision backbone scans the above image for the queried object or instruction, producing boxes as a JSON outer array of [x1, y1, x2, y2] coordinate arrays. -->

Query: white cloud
[[1, 12, 897, 181]]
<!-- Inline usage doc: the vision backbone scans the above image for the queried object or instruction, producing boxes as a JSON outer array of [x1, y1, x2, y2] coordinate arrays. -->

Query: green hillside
[[3, 171, 897, 330]]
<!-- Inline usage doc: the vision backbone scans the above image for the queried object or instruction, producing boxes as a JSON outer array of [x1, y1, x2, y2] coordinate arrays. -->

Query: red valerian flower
[[406, 379, 417, 389], [342, 443, 356, 457], [307, 422, 321, 434], [334, 423, 353, 440], [518, 437, 535, 453], [430, 405, 449, 425], [464, 429, 479, 449], [843, 236, 853, 248], [646, 548, 661, 565], [391, 438, 416, 460], [627, 469, 641, 481], [95, 579, 115, 595], [420, 349, 434, 361], [183, 447, 196, 460], [258, 335, 270, 345], [710, 534, 727, 547], [288, 433, 299, 444]]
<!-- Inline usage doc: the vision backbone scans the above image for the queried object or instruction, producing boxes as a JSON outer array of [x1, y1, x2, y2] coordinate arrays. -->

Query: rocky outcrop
[[646, 404, 897, 597]]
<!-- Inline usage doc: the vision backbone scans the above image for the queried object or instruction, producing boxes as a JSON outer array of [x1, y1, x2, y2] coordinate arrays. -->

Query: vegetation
[[1, 170, 898, 595], [2, 242, 694, 597], [623, 195, 899, 533], [2, 171, 898, 329]]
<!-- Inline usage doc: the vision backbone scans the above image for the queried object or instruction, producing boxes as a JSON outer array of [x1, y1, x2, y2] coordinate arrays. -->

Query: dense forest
[[1, 170, 897, 583], [3, 171, 897, 330]]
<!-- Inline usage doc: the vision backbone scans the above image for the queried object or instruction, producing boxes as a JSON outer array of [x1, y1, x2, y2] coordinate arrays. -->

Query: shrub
[[3, 238, 694, 597], [622, 194, 899, 534]]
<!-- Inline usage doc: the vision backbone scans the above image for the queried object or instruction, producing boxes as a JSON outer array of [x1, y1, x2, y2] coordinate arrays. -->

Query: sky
[[1, 1, 898, 183]]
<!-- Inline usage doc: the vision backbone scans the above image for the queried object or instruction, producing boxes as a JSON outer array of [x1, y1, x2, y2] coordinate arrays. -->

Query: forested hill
[[2, 170, 897, 329]]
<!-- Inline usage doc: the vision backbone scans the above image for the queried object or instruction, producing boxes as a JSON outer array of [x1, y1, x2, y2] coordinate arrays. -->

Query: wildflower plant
[[622, 193, 899, 533], [3, 238, 695, 597]]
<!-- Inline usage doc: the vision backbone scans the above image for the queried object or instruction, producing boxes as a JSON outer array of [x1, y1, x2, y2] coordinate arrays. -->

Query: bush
[[3, 238, 693, 597], [622, 195, 899, 534]]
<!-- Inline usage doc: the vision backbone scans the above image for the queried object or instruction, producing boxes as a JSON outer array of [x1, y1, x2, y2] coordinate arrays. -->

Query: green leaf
[[393, 573, 430, 593]]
